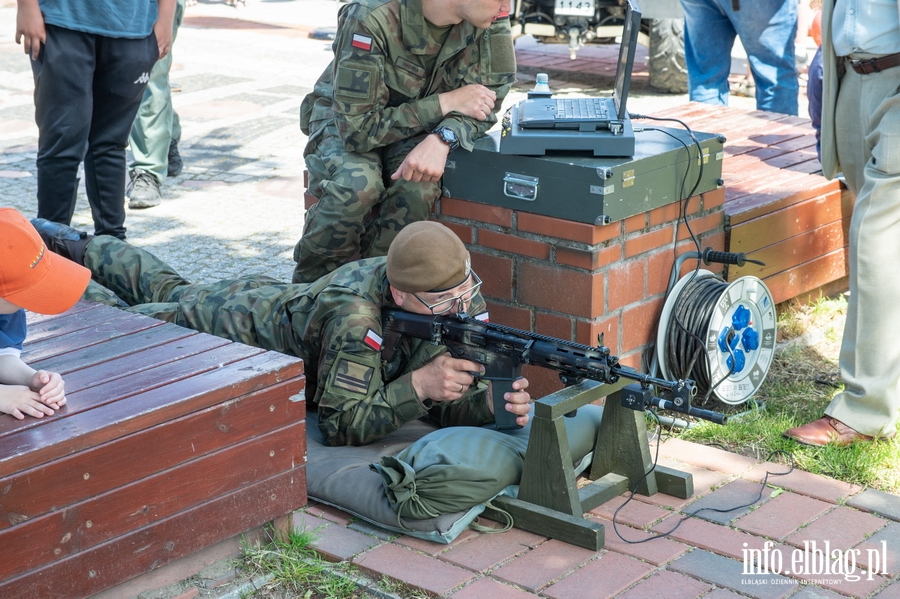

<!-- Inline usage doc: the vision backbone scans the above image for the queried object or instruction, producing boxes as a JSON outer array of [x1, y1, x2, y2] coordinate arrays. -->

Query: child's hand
[[0, 385, 56, 420], [30, 370, 67, 409]]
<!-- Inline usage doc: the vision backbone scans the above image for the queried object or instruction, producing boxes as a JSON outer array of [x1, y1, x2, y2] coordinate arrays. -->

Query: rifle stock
[[382, 310, 727, 429]]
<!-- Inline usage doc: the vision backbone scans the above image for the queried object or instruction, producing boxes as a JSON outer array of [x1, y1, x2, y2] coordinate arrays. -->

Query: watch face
[[436, 127, 458, 149]]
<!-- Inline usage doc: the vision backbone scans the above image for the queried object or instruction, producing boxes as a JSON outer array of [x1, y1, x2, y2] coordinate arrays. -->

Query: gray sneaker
[[127, 169, 162, 209]]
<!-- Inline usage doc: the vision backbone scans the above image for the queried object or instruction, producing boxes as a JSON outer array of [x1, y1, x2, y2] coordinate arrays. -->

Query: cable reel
[[656, 268, 777, 405]]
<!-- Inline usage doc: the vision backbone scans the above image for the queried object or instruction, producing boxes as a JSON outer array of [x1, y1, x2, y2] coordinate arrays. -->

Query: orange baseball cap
[[0, 207, 91, 314]]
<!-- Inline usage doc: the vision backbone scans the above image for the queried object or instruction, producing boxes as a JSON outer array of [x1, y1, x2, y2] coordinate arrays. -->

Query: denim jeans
[[681, 0, 799, 115]]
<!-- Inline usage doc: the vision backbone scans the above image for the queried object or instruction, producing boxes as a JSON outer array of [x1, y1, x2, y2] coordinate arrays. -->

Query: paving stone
[[590, 494, 675, 528], [491, 539, 597, 592], [784, 505, 888, 550], [848, 489, 900, 523], [702, 590, 754, 599], [394, 528, 481, 557], [450, 578, 541, 599], [352, 544, 476, 596], [309, 522, 383, 562], [439, 526, 546, 572], [743, 461, 862, 504], [733, 492, 833, 540], [668, 549, 796, 599], [650, 514, 770, 561], [875, 581, 900, 598], [542, 552, 654, 599], [616, 569, 712, 599], [591, 517, 690, 565], [853, 522, 900, 578], [658, 438, 759, 475], [347, 520, 395, 541], [788, 587, 847, 598], [635, 458, 731, 511], [291, 512, 333, 536], [685, 479, 769, 525]]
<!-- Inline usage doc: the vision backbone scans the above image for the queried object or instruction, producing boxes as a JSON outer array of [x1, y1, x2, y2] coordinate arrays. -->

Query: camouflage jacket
[[299, 0, 516, 152], [285, 257, 494, 446]]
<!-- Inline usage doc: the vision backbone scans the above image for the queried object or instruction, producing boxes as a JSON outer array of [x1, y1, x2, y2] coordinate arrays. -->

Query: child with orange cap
[[0, 208, 91, 420]]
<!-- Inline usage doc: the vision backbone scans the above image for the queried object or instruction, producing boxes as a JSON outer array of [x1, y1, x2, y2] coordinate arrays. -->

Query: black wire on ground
[[612, 443, 795, 544]]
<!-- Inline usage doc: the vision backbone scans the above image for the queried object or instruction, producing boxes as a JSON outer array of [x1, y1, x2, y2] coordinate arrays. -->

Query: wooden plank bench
[[0, 301, 307, 598], [651, 103, 851, 304]]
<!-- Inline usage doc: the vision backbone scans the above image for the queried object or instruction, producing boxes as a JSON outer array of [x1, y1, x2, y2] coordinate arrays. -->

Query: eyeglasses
[[413, 273, 482, 314]]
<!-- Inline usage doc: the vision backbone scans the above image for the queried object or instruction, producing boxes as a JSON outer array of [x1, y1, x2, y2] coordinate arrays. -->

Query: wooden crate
[[0, 301, 307, 598]]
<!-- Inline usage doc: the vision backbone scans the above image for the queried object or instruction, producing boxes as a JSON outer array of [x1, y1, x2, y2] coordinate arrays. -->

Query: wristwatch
[[432, 126, 460, 152]]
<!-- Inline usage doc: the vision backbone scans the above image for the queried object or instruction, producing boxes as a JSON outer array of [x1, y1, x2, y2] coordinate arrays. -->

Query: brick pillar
[[434, 189, 726, 399]]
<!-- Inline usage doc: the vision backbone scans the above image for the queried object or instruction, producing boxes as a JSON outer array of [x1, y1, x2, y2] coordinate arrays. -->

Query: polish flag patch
[[474, 312, 490, 322], [351, 34, 373, 51], [364, 329, 383, 350]]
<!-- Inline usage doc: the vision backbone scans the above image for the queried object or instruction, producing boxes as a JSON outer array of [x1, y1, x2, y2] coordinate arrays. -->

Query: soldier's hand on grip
[[411, 353, 483, 402]]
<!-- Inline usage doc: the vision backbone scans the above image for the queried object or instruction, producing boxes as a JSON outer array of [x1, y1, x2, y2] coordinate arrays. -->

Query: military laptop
[[515, 0, 641, 132]]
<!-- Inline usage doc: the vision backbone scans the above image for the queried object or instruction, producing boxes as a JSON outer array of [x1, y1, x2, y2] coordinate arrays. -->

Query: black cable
[[665, 274, 738, 404], [612, 448, 795, 544]]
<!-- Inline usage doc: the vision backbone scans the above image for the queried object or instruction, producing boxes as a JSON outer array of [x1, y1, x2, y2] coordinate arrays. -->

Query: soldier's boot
[[30, 218, 92, 266]]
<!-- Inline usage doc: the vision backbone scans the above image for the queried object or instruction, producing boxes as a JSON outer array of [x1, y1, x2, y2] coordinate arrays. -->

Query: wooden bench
[[0, 301, 307, 598], [651, 103, 851, 304]]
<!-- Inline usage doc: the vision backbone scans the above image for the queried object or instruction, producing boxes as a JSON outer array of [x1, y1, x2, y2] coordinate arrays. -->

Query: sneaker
[[167, 137, 183, 178], [127, 169, 162, 209]]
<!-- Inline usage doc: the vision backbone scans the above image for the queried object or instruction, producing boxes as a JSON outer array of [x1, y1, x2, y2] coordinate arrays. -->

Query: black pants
[[31, 24, 158, 239]]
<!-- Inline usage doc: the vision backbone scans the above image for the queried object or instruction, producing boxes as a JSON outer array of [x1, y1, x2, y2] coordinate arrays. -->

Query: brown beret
[[386, 221, 471, 292]]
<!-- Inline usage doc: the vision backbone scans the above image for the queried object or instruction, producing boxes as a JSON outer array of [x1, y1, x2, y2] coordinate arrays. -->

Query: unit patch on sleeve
[[332, 355, 376, 394], [336, 63, 376, 102]]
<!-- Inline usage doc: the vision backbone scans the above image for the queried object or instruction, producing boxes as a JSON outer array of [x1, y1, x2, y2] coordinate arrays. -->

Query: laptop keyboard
[[555, 98, 609, 121]]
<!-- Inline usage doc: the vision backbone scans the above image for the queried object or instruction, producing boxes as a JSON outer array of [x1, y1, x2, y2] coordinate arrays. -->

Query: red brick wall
[[304, 184, 726, 398], [435, 191, 726, 399]]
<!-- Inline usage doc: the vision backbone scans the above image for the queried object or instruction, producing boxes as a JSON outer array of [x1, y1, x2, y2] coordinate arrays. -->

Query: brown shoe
[[784, 416, 879, 447]]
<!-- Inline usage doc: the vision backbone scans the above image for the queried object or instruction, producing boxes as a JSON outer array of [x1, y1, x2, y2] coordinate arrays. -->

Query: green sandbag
[[371, 405, 604, 521]]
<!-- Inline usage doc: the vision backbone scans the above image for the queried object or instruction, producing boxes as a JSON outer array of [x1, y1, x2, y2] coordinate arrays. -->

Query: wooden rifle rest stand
[[484, 379, 694, 550]]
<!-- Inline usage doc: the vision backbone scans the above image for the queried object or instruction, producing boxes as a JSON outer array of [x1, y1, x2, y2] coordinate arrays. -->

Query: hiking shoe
[[167, 137, 183, 178], [127, 169, 162, 209]]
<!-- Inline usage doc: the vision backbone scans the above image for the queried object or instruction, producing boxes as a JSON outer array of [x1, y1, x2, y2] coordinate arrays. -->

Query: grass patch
[[669, 295, 900, 494], [240, 527, 367, 599]]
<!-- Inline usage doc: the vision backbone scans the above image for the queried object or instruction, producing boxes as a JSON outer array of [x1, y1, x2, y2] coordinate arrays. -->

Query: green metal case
[[442, 126, 725, 225]]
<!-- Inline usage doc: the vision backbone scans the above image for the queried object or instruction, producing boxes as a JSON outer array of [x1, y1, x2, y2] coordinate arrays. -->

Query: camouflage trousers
[[292, 120, 440, 284], [82, 236, 302, 356]]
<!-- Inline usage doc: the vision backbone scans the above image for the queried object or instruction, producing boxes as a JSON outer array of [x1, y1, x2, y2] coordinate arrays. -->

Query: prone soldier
[[32, 219, 531, 446], [292, 0, 517, 284]]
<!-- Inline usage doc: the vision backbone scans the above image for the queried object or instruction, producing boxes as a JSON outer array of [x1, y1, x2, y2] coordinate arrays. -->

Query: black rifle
[[382, 309, 728, 429]]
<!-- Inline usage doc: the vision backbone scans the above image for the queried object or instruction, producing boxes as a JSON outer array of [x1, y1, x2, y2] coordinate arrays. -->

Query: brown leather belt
[[849, 52, 900, 74]]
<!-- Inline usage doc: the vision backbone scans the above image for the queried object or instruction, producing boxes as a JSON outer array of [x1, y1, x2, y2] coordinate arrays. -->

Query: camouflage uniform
[[81, 236, 493, 446], [292, 0, 517, 284]]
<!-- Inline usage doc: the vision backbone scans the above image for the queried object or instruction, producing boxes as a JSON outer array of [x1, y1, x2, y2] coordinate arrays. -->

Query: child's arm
[[15, 0, 45, 61], [0, 384, 55, 420], [0, 355, 67, 417]]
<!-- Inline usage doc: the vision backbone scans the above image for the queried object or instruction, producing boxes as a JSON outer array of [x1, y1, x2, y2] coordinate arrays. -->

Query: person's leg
[[292, 121, 385, 284], [83, 32, 158, 238], [680, 0, 736, 106], [128, 0, 185, 204], [31, 25, 95, 226], [82, 236, 193, 306], [359, 134, 441, 259], [731, 0, 798, 115], [826, 67, 900, 437]]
